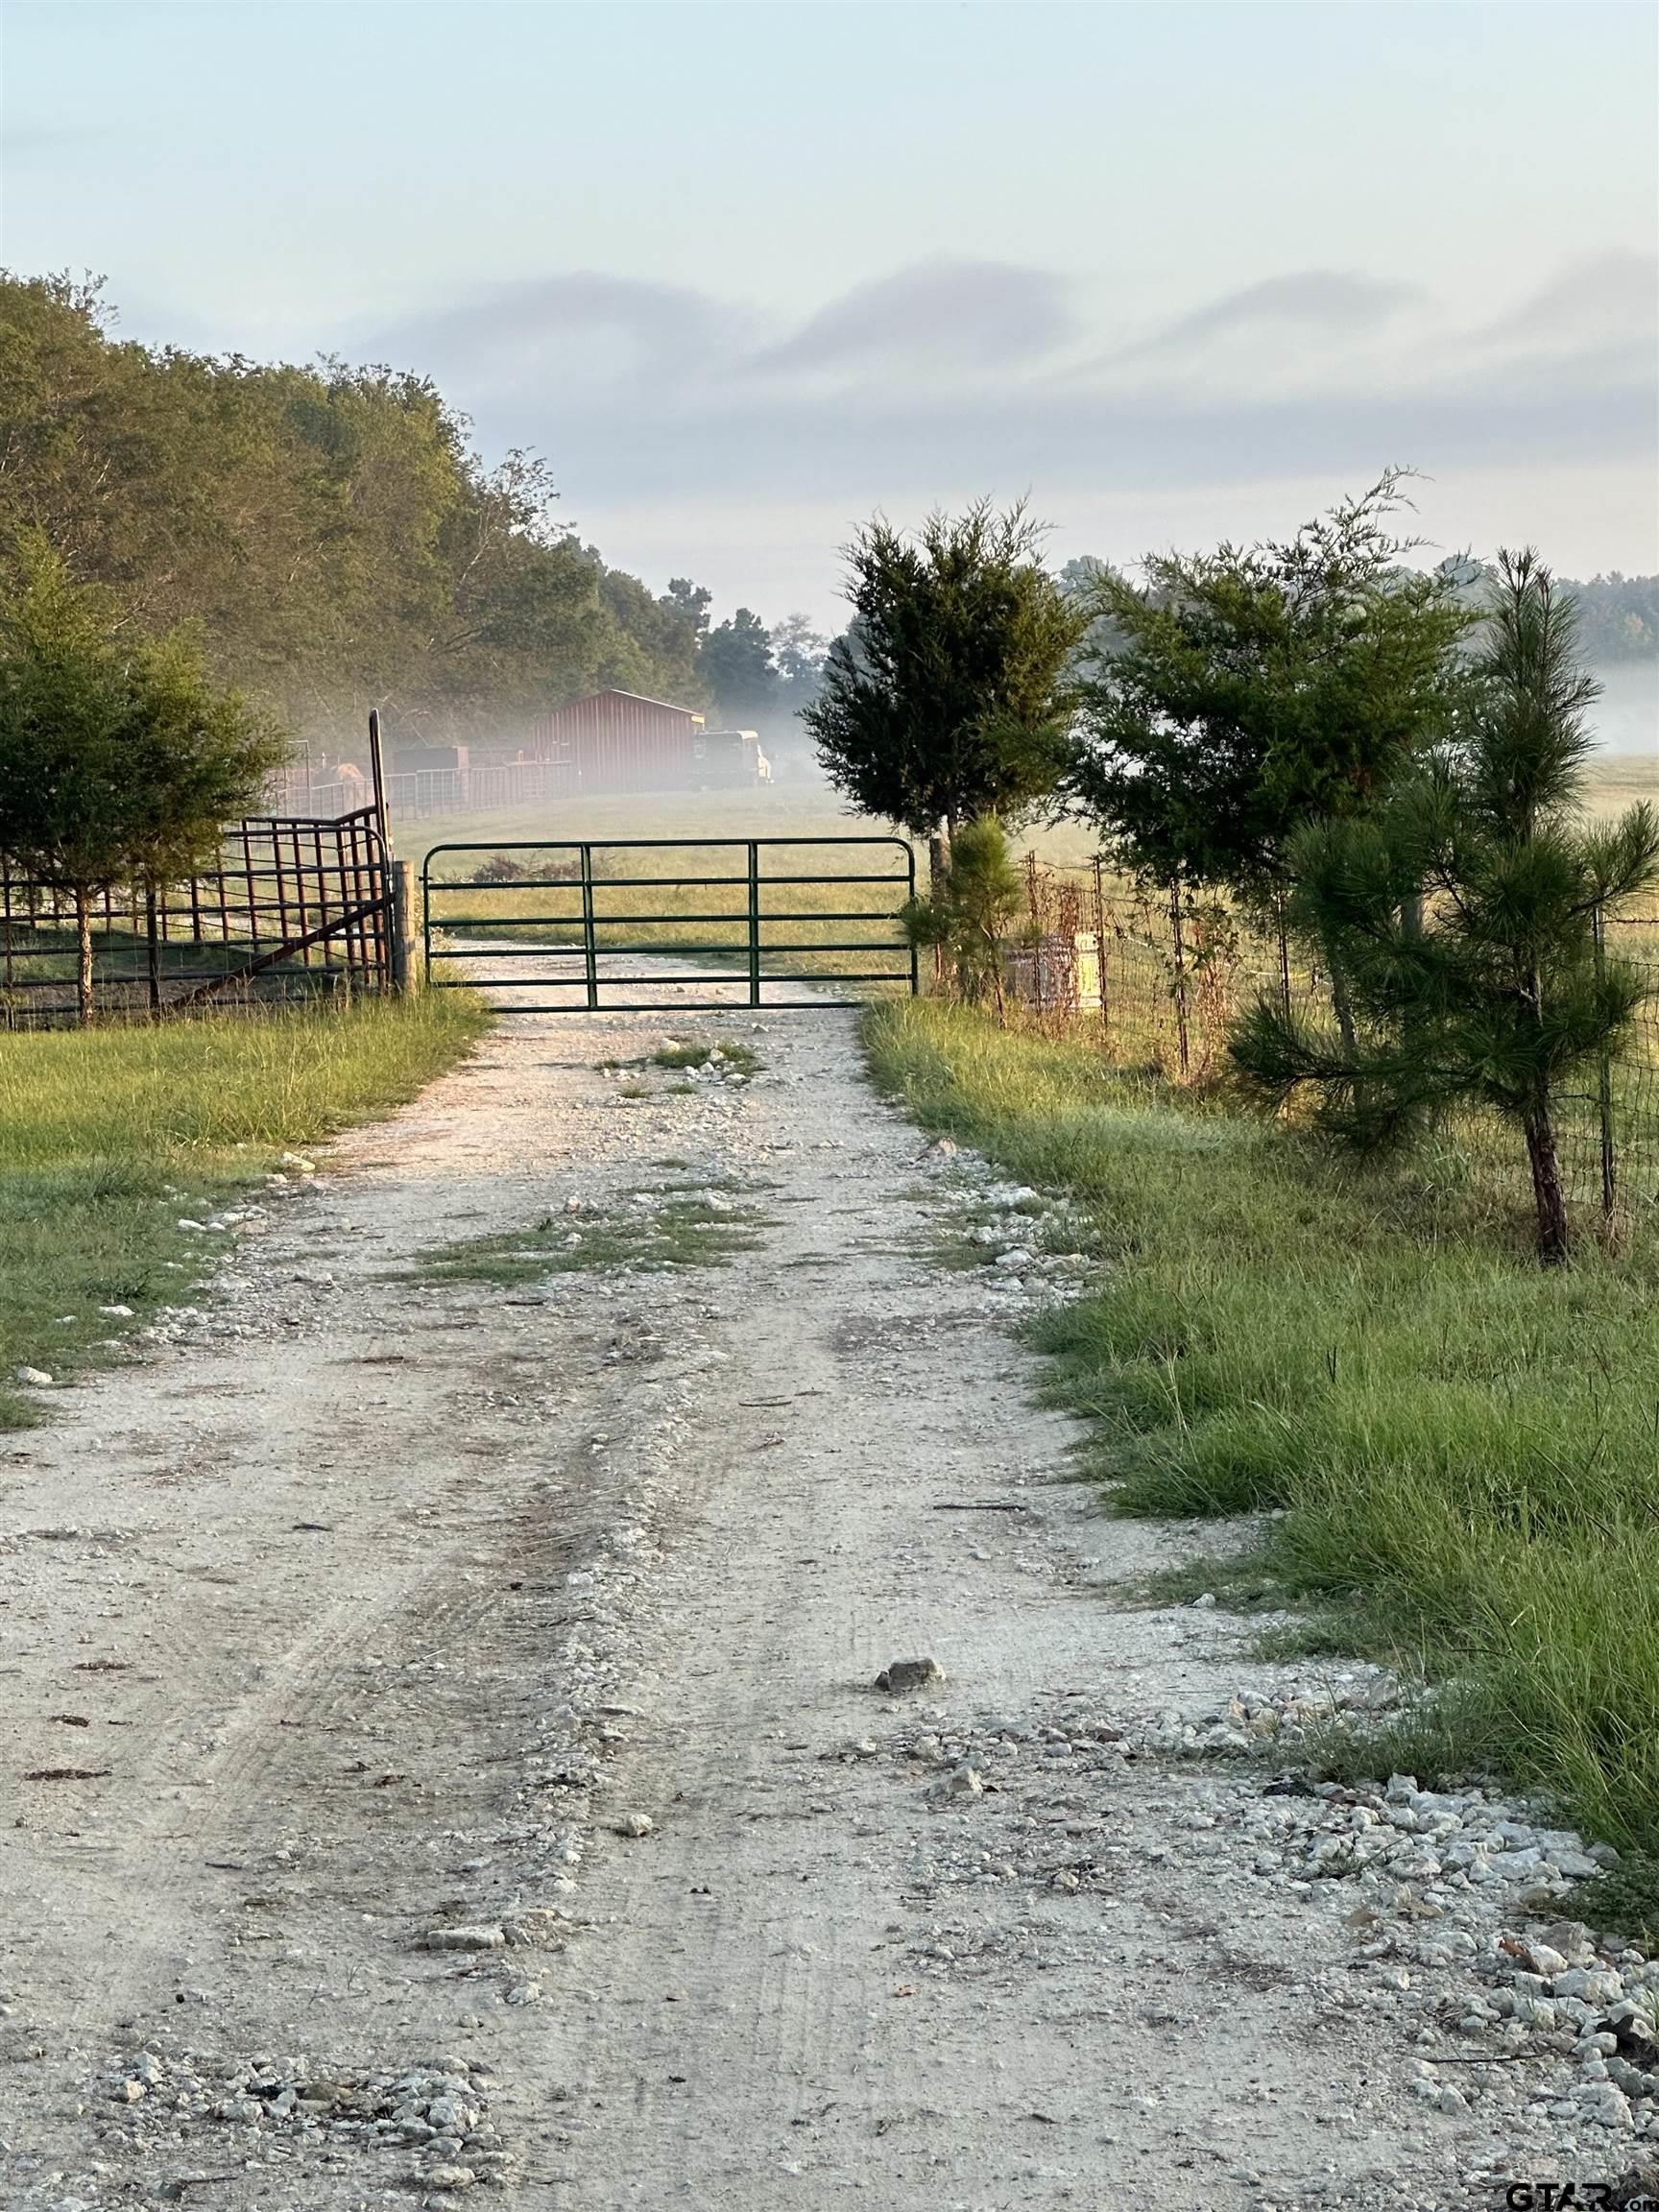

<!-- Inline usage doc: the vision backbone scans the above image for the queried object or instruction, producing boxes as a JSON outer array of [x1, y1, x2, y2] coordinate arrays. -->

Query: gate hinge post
[[390, 858, 420, 992]]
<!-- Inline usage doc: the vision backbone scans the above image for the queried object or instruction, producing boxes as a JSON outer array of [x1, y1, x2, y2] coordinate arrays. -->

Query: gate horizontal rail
[[421, 835, 919, 1012]]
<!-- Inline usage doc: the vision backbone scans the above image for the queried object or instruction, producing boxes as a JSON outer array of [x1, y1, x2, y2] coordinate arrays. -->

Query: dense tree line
[[1518, 567, 1657, 661], [658, 586, 829, 737], [1059, 550, 1659, 668], [0, 273, 826, 749]]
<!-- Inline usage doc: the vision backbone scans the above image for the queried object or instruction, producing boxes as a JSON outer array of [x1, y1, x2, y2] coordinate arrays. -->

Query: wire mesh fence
[[0, 810, 392, 1027], [1000, 854, 1659, 1249]]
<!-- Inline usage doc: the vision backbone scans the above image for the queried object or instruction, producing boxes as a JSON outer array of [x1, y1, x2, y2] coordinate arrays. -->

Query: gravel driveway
[[1, 978, 1650, 2211]]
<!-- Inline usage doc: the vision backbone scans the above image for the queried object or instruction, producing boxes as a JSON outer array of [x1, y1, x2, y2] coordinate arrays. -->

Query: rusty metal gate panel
[[421, 836, 918, 1011], [1, 808, 392, 1026]]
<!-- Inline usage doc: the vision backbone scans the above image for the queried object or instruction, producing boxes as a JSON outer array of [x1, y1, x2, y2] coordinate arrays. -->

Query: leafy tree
[[701, 608, 779, 725], [662, 577, 712, 638], [805, 502, 1084, 876], [767, 613, 830, 736], [1068, 474, 1476, 919], [589, 559, 710, 704], [0, 272, 717, 744], [1230, 551, 1659, 1263], [1056, 555, 1129, 666], [771, 613, 828, 691], [0, 543, 285, 1022]]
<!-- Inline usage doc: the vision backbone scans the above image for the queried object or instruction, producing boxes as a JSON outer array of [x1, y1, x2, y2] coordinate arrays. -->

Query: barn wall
[[530, 691, 707, 793]]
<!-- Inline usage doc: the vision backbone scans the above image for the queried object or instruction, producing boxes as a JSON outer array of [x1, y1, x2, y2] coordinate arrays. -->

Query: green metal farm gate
[[421, 836, 918, 1012]]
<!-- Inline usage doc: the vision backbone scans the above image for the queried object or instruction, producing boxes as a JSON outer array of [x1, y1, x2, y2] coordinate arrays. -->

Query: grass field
[[399, 781, 1125, 883], [401, 781, 873, 868], [865, 998, 1659, 1929], [0, 992, 487, 1429], [1587, 748, 1659, 821], [394, 755, 1659, 867]]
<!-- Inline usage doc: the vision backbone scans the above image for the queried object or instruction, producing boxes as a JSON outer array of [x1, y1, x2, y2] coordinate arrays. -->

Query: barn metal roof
[[546, 687, 702, 716]]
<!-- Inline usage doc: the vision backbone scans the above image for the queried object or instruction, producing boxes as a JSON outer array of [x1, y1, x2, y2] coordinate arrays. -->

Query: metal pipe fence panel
[[266, 759, 581, 823], [0, 809, 393, 1025], [421, 836, 919, 1012]]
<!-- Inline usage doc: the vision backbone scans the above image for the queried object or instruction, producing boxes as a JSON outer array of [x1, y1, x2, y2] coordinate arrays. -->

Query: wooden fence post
[[390, 859, 420, 993]]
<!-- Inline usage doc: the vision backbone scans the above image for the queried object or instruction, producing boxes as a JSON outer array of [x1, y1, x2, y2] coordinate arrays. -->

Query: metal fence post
[[368, 708, 393, 855], [580, 843, 599, 1011], [1092, 854, 1110, 1041], [747, 841, 761, 1007], [420, 854, 434, 991], [907, 844, 920, 998], [1169, 879, 1190, 1082], [1594, 901, 1617, 1222], [1025, 852, 1045, 1022], [145, 885, 161, 1015]]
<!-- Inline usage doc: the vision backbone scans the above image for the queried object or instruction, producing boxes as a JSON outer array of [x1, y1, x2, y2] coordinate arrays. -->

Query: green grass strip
[[0, 993, 488, 1427], [411, 1180, 768, 1286], [864, 998, 1659, 1915]]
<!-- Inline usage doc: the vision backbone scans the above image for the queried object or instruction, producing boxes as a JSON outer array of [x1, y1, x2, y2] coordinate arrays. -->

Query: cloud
[[356, 258, 1655, 546], [371, 272, 736, 397], [1113, 270, 1423, 365], [755, 260, 1081, 373], [1479, 252, 1658, 356], [479, 369, 1655, 516]]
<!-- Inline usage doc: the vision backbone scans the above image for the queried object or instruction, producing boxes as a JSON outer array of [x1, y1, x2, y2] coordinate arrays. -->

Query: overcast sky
[[3, 0, 1656, 633]]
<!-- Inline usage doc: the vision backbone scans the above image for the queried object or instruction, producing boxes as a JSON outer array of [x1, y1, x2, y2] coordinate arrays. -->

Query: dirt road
[[0, 988, 1624, 2210]]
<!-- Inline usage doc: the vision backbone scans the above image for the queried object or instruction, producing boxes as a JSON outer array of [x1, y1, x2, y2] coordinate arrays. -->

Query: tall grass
[[0, 993, 487, 1426], [865, 998, 1659, 1888]]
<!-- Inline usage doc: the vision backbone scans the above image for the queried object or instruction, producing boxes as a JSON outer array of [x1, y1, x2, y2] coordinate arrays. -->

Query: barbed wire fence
[[997, 854, 1659, 1249]]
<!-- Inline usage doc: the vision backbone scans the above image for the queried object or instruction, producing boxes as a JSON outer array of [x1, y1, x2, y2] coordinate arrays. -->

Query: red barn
[[529, 689, 768, 793]]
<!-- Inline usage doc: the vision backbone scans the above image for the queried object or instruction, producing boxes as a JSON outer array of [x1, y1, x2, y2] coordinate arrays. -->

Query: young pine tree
[[899, 817, 1025, 1010], [1230, 550, 1659, 1262]]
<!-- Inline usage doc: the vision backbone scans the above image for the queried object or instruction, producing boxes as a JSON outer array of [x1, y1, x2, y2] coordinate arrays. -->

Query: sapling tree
[[804, 502, 1084, 887], [899, 817, 1025, 1010], [1230, 550, 1659, 1263], [0, 543, 286, 1022]]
